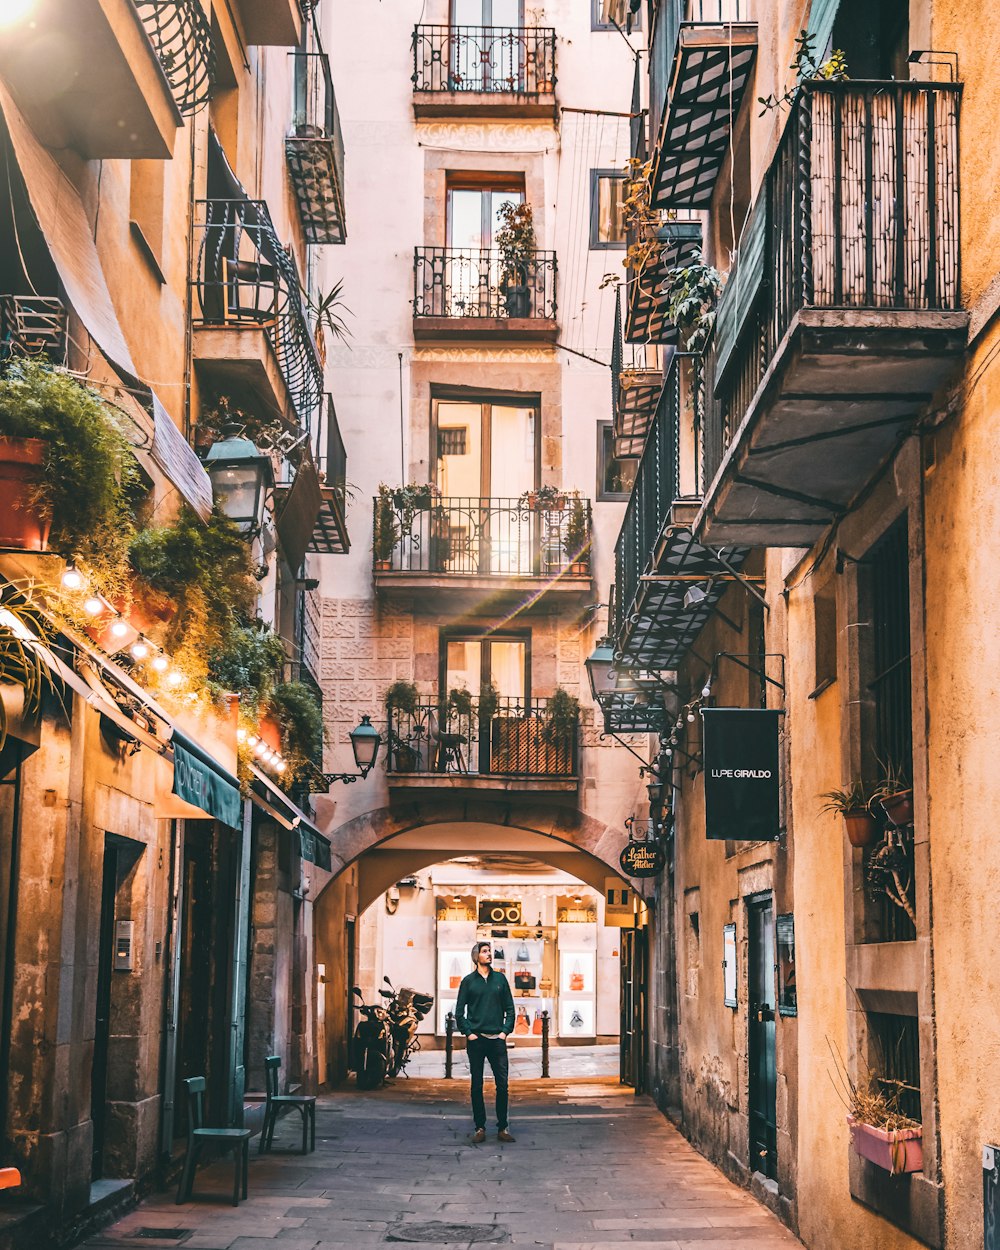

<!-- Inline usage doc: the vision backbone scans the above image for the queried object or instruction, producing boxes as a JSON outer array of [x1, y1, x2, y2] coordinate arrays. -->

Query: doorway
[[747, 895, 777, 1179], [449, 2, 525, 91], [445, 180, 525, 315], [619, 926, 647, 1091], [91, 841, 118, 1179], [442, 632, 528, 773]]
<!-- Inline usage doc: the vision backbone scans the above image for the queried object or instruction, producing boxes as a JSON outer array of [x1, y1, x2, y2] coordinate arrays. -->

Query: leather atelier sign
[[702, 707, 781, 841], [619, 840, 666, 877]]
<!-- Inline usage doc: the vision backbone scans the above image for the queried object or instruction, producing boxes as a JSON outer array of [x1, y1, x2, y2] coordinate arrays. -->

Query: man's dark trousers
[[468, 1037, 509, 1130]]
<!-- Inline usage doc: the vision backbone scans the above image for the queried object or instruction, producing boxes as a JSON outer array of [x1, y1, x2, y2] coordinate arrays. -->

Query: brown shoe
[[497, 1129, 516, 1143], [472, 1128, 486, 1144]]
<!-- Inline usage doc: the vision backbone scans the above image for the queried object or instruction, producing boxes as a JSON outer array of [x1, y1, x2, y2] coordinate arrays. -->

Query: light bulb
[[276, 760, 287, 774], [701, 684, 712, 699], [83, 596, 104, 616], [167, 669, 184, 687], [686, 711, 695, 723], [237, 728, 247, 743], [151, 654, 169, 673], [61, 567, 84, 591], [130, 641, 149, 661], [247, 734, 259, 747], [110, 620, 129, 638]]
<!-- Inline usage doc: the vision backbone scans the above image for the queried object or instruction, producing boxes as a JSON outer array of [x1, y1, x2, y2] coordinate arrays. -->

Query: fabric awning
[[248, 764, 332, 869], [170, 729, 242, 830], [0, 83, 212, 520]]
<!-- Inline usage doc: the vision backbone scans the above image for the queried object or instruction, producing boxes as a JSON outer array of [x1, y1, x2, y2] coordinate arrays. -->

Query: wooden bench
[[176, 1077, 251, 1207], [259, 1056, 316, 1155]]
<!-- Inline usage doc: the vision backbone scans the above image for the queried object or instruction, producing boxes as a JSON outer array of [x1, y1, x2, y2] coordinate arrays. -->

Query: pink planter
[[848, 1115, 922, 1176]]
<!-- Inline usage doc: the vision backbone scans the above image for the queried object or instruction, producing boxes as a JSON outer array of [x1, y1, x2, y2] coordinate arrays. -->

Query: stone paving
[[81, 1076, 803, 1250]]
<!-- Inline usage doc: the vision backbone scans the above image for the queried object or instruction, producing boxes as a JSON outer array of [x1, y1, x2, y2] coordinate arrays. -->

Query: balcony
[[0, 0, 202, 159], [372, 495, 592, 603], [310, 395, 350, 555], [648, 0, 757, 209], [191, 199, 323, 428], [232, 0, 302, 46], [613, 353, 750, 672], [624, 220, 702, 345], [286, 50, 347, 244], [412, 25, 557, 120], [386, 695, 578, 793], [698, 81, 967, 548], [0, 296, 68, 366], [612, 338, 665, 460], [413, 247, 558, 340]]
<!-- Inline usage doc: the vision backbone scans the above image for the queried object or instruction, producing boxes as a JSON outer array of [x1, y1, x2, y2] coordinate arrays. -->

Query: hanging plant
[[758, 31, 849, 115], [384, 679, 419, 716], [542, 686, 580, 745], [265, 680, 324, 783], [0, 591, 60, 750], [207, 621, 286, 715], [662, 253, 723, 352]]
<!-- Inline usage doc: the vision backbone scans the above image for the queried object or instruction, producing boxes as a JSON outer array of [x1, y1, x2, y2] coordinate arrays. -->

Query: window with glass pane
[[590, 170, 626, 248], [591, 0, 641, 31], [446, 181, 525, 315], [597, 421, 636, 499]]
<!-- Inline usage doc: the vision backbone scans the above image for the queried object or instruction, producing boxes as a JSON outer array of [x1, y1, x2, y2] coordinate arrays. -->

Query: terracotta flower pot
[[374, 558, 392, 572], [843, 809, 878, 848], [848, 1115, 922, 1176], [880, 789, 914, 827], [0, 437, 50, 551], [569, 559, 588, 575]]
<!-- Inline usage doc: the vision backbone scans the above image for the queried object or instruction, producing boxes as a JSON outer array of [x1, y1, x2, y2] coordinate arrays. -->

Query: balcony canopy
[[649, 3, 757, 210], [624, 220, 702, 345]]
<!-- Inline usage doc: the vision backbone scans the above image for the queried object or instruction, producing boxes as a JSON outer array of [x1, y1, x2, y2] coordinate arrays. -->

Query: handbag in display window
[[448, 958, 461, 990], [532, 1009, 543, 1036], [492, 946, 505, 962], [514, 1006, 530, 1035], [516, 942, 531, 962], [514, 970, 536, 991], [569, 959, 584, 992], [569, 1009, 584, 1029]]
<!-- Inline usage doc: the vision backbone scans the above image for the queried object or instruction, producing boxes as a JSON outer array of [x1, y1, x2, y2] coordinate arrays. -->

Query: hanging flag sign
[[702, 708, 781, 841], [619, 839, 666, 878]]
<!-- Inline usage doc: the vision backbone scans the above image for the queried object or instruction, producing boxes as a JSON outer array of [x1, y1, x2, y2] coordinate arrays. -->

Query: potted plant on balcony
[[563, 494, 590, 574], [541, 686, 579, 746], [373, 485, 399, 571], [0, 360, 139, 570], [663, 253, 723, 352], [819, 780, 878, 848], [829, 1039, 922, 1176], [874, 760, 914, 827], [520, 484, 567, 512], [496, 201, 536, 319]]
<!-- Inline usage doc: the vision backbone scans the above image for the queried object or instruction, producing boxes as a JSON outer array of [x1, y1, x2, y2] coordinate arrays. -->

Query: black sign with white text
[[619, 840, 666, 877], [702, 708, 781, 842]]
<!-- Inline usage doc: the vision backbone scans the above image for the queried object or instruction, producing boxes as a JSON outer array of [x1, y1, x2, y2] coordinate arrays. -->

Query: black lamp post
[[323, 715, 382, 785], [205, 428, 275, 534], [585, 638, 616, 704]]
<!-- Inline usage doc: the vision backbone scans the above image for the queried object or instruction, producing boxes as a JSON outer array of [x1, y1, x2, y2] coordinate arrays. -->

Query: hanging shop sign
[[702, 707, 781, 841], [619, 839, 666, 878]]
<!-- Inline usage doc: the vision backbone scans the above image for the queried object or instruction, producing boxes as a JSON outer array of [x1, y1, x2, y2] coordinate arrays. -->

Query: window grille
[[438, 427, 468, 457], [869, 1011, 921, 1123]]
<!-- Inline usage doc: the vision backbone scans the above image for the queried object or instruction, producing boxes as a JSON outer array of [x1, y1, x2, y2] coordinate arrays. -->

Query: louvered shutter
[[712, 190, 768, 389]]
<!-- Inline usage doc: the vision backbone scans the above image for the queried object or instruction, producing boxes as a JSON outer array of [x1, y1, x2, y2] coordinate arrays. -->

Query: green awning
[[299, 823, 332, 870], [171, 730, 242, 829]]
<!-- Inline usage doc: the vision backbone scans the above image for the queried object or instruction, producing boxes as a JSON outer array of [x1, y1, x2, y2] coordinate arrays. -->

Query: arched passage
[[313, 800, 646, 1084]]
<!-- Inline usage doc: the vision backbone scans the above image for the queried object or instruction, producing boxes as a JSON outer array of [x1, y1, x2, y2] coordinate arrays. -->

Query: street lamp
[[323, 715, 382, 785], [585, 638, 617, 703], [205, 427, 275, 534]]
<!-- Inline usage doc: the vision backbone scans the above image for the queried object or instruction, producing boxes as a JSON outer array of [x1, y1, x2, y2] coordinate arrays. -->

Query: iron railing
[[373, 495, 591, 578], [286, 50, 346, 243], [413, 247, 558, 321], [0, 296, 67, 364], [613, 354, 702, 647], [703, 80, 961, 486], [412, 25, 556, 96], [386, 695, 577, 779], [192, 198, 323, 426], [135, 0, 215, 115], [309, 394, 349, 555]]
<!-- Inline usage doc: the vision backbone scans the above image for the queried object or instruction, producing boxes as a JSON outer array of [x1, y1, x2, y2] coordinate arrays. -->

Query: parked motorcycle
[[350, 986, 392, 1089], [379, 976, 434, 1077]]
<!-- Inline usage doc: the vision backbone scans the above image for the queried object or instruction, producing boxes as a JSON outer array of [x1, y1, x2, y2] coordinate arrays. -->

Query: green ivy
[[266, 680, 324, 782]]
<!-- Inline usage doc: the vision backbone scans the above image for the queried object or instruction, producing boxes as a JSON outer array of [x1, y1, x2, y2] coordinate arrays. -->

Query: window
[[438, 427, 467, 458], [592, 0, 641, 32], [686, 911, 700, 998], [722, 922, 737, 1008], [811, 579, 837, 697], [776, 914, 796, 1016], [433, 393, 538, 497], [590, 170, 626, 248], [869, 1011, 921, 1123], [597, 421, 637, 500]]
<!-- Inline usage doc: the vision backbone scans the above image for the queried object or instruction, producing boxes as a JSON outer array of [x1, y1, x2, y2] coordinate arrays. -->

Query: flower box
[[847, 1115, 922, 1176]]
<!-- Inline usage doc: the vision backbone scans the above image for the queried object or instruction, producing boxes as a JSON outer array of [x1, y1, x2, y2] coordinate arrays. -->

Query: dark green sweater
[[455, 968, 515, 1037]]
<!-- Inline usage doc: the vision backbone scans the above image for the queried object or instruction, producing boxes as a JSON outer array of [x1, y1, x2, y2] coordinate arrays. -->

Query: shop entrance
[[747, 894, 777, 1178], [619, 926, 647, 1091]]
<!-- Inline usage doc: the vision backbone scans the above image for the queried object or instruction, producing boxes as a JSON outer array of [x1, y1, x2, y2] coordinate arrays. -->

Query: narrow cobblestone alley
[[81, 1079, 802, 1250]]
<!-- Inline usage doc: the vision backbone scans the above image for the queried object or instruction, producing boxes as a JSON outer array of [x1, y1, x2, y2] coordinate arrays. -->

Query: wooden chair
[[259, 1056, 316, 1155], [176, 1077, 251, 1207]]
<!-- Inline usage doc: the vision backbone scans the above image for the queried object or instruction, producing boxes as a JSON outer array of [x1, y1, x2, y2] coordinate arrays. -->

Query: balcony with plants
[[646, 0, 757, 210], [413, 203, 557, 341], [372, 485, 592, 603], [383, 680, 579, 794], [286, 46, 347, 244], [696, 77, 966, 549], [0, 0, 214, 160], [190, 198, 324, 431], [411, 23, 557, 120]]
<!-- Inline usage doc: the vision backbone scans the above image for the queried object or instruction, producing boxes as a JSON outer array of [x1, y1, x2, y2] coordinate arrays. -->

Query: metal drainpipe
[[159, 818, 184, 1163], [0, 760, 24, 1155], [228, 800, 253, 1126]]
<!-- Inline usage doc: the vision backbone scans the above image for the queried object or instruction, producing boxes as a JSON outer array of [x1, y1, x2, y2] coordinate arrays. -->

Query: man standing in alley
[[455, 942, 516, 1143]]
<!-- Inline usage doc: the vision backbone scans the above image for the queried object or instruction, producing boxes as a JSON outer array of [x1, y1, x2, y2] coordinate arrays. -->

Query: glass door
[[451, 0, 524, 92], [444, 636, 528, 773], [447, 186, 523, 316]]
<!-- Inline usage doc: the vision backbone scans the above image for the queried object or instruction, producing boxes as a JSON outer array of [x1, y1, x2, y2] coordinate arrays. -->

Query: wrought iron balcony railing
[[0, 296, 68, 365], [413, 248, 557, 322], [387, 695, 577, 780], [373, 495, 591, 579], [286, 50, 346, 243], [135, 0, 215, 115], [192, 198, 323, 425], [703, 80, 962, 488], [309, 394, 350, 555], [412, 25, 556, 96]]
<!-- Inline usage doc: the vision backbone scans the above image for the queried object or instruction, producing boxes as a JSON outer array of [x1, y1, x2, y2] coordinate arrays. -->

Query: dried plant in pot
[[828, 1038, 922, 1176], [819, 780, 878, 847]]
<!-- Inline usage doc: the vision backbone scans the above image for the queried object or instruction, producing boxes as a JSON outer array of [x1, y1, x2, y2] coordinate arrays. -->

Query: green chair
[[176, 1076, 251, 1207], [259, 1056, 316, 1155]]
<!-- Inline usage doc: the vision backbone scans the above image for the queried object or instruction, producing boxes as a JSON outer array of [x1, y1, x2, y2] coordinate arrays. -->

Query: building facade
[[600, 1, 1000, 1248]]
